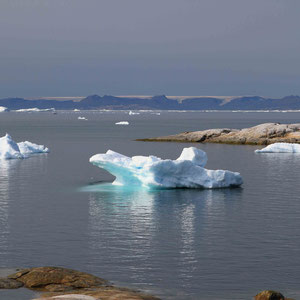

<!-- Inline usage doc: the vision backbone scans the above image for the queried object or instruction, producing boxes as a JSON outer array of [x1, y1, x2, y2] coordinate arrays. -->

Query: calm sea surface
[[0, 111, 300, 300]]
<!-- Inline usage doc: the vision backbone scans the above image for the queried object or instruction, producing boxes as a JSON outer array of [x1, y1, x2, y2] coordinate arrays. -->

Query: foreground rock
[[137, 123, 300, 145], [8, 267, 107, 291], [254, 290, 294, 300], [34, 287, 160, 300], [0, 277, 23, 289], [4, 267, 160, 300]]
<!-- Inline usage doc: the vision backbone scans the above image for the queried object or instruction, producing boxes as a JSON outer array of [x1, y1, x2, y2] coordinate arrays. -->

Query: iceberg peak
[[89, 147, 243, 189], [176, 147, 207, 167]]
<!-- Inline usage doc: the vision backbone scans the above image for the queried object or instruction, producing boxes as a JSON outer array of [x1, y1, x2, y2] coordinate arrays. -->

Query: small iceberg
[[0, 134, 49, 160], [78, 116, 88, 120], [89, 147, 243, 189], [115, 121, 129, 125], [0, 106, 9, 112], [129, 111, 140, 115], [255, 142, 300, 153], [15, 108, 55, 112]]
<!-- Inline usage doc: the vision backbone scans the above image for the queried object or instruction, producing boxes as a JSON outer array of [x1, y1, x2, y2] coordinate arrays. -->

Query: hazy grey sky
[[0, 0, 299, 97]]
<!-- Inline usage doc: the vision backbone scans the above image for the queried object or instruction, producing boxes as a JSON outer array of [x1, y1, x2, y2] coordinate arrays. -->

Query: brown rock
[[8, 267, 108, 291], [0, 277, 24, 289], [138, 123, 300, 145], [8, 267, 161, 300], [254, 290, 294, 300]]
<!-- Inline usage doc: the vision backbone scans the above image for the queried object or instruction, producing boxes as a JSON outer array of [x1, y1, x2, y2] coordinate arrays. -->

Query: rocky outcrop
[[2, 267, 160, 300], [8, 267, 107, 291], [254, 290, 294, 300], [0, 277, 23, 289], [137, 123, 300, 145]]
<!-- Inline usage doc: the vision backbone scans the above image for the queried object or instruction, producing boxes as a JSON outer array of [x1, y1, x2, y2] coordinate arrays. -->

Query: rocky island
[[137, 123, 300, 145]]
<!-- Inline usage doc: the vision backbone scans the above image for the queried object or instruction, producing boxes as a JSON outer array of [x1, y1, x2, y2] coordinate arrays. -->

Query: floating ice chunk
[[15, 108, 55, 112], [129, 111, 140, 115], [255, 142, 300, 153], [0, 134, 49, 160], [78, 116, 88, 120], [0, 106, 9, 112], [89, 147, 243, 189], [115, 121, 129, 125]]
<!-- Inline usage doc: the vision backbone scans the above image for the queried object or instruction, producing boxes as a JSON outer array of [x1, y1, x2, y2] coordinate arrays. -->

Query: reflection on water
[[84, 184, 243, 299], [0, 156, 48, 266], [0, 159, 15, 256]]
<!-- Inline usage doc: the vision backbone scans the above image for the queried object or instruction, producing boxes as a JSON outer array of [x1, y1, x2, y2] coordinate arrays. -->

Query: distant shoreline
[[1, 94, 300, 110]]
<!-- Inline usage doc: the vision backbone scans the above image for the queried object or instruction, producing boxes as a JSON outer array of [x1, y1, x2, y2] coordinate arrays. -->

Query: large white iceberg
[[0, 134, 49, 160], [255, 143, 300, 153], [89, 147, 243, 189]]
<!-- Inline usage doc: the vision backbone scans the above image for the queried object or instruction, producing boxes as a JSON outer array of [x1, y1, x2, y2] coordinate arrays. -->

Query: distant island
[[2, 94, 300, 110]]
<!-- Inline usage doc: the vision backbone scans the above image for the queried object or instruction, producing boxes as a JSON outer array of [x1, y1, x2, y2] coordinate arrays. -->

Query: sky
[[0, 0, 299, 98]]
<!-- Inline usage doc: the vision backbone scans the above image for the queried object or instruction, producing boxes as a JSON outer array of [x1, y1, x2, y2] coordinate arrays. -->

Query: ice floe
[[89, 147, 243, 189], [129, 111, 140, 115], [255, 143, 300, 153], [0, 134, 49, 160], [115, 121, 129, 125], [15, 108, 55, 112], [0, 106, 9, 112]]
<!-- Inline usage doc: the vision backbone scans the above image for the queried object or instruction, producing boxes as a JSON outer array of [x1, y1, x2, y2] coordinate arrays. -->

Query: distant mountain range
[[1, 94, 300, 110]]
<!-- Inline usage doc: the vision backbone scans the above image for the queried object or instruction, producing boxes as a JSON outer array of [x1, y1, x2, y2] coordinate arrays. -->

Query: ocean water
[[0, 111, 300, 300]]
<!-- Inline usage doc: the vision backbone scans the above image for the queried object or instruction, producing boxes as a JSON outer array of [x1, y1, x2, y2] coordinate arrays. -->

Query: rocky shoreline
[[137, 123, 300, 145], [0, 266, 296, 300], [0, 267, 160, 300]]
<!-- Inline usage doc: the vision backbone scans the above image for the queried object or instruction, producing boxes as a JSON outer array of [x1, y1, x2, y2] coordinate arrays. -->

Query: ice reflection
[[256, 153, 300, 188], [86, 184, 243, 290], [0, 156, 48, 263], [0, 159, 18, 255]]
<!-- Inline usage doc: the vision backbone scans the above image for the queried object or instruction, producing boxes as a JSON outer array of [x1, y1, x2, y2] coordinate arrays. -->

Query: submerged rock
[[138, 123, 300, 145]]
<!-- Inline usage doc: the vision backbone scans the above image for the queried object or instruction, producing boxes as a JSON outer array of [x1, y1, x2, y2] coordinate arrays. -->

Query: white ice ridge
[[129, 111, 140, 115], [0, 134, 49, 160], [89, 147, 243, 189], [255, 142, 300, 153], [15, 108, 55, 112], [0, 106, 9, 112], [115, 121, 129, 125]]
